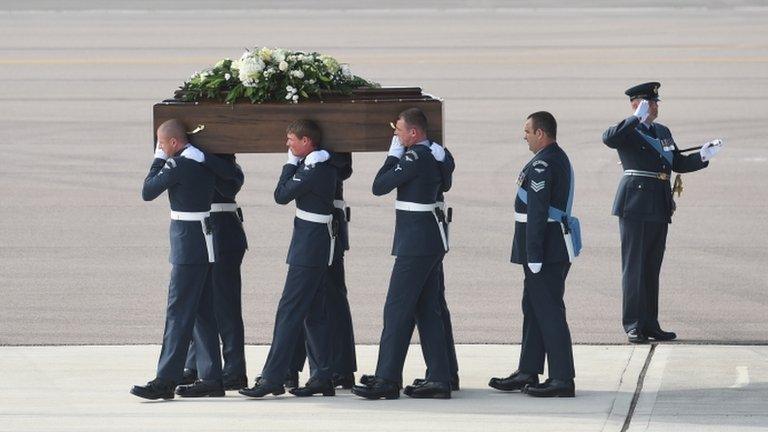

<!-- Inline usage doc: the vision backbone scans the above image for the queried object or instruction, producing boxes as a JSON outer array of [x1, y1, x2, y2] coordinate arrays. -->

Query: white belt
[[514, 212, 557, 223], [210, 203, 238, 213], [395, 200, 436, 212], [296, 209, 333, 224], [333, 200, 346, 210], [170, 210, 209, 221], [295, 209, 335, 266], [169, 210, 214, 263], [435, 201, 445, 211], [623, 170, 669, 181], [395, 200, 449, 252], [514, 212, 574, 262]]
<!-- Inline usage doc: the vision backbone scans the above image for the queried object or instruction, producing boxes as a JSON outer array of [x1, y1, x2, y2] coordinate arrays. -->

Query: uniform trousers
[[261, 265, 332, 385], [518, 261, 575, 380], [619, 218, 669, 333], [375, 254, 451, 384], [156, 264, 222, 383], [184, 252, 247, 377]]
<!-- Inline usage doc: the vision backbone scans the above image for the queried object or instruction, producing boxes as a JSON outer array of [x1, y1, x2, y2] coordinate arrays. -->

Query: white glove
[[430, 142, 446, 162], [154, 141, 168, 160], [286, 149, 301, 166], [180, 145, 205, 163], [633, 99, 650, 123], [699, 139, 723, 162], [304, 149, 330, 166], [388, 135, 405, 159], [528, 262, 542, 274]]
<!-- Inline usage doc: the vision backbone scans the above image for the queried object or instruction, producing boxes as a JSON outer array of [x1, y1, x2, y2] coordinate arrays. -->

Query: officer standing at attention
[[489, 112, 578, 398], [181, 153, 250, 391], [130, 119, 224, 400], [239, 119, 338, 399], [352, 108, 452, 400], [602, 82, 723, 344]]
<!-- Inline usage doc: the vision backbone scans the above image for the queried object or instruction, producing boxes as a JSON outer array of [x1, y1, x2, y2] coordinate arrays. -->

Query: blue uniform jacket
[[329, 152, 352, 257], [274, 159, 337, 268], [603, 116, 708, 223], [142, 154, 215, 265], [204, 154, 248, 259], [511, 143, 571, 265], [437, 147, 455, 203], [372, 143, 444, 257]]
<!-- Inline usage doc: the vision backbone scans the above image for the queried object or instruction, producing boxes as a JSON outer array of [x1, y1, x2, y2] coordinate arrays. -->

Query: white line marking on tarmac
[[730, 366, 750, 388]]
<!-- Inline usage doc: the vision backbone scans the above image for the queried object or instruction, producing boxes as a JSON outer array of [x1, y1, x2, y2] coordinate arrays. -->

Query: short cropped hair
[[527, 111, 557, 140], [158, 119, 188, 142], [286, 119, 322, 146], [398, 107, 428, 133]]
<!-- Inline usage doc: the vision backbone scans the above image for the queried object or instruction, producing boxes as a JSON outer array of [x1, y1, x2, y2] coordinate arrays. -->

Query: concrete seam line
[[620, 343, 657, 432], [599, 345, 638, 432]]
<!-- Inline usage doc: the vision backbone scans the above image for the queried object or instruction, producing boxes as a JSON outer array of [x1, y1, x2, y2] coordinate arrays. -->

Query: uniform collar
[[535, 141, 558, 156]]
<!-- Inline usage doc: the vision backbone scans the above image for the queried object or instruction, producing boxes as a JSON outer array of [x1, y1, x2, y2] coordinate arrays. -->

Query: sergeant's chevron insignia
[[530, 180, 546, 192]]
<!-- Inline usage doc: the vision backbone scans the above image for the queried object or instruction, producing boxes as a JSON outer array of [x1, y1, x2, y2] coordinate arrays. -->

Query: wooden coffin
[[152, 87, 443, 153]]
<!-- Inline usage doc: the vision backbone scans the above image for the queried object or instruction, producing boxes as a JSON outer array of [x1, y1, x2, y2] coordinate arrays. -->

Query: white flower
[[290, 70, 305, 79], [199, 71, 211, 80], [214, 58, 230, 69], [224, 73, 231, 80], [292, 95, 299, 102], [273, 49, 287, 63], [320, 55, 340, 74], [236, 55, 265, 87], [258, 47, 273, 62], [341, 64, 352, 78], [309, 79, 316, 84], [286, 85, 295, 92], [278, 61, 289, 72]]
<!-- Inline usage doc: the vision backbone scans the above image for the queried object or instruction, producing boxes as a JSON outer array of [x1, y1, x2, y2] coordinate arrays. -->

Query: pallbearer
[[182, 152, 250, 392], [352, 108, 452, 400], [239, 119, 338, 398], [131, 119, 223, 400]]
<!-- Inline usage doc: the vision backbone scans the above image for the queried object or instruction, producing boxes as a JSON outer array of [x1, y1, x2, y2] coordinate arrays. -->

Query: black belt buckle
[[345, 206, 351, 222], [560, 215, 571, 234], [236, 207, 244, 223], [435, 207, 446, 223], [447, 207, 453, 224], [203, 217, 212, 235]]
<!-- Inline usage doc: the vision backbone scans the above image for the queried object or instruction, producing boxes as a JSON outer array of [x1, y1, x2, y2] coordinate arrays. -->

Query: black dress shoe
[[284, 371, 299, 388], [289, 378, 336, 397], [130, 378, 175, 400], [406, 381, 451, 399], [176, 380, 225, 398], [351, 377, 400, 400], [333, 373, 355, 389], [627, 329, 648, 344], [239, 377, 285, 398], [222, 373, 249, 391], [645, 328, 677, 341], [179, 368, 197, 386], [524, 379, 575, 398], [359, 374, 376, 386], [412, 376, 460, 391], [488, 370, 539, 391]]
